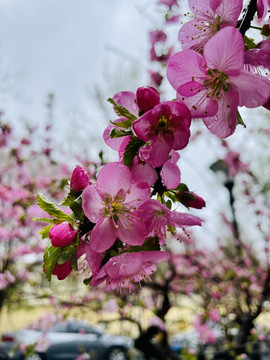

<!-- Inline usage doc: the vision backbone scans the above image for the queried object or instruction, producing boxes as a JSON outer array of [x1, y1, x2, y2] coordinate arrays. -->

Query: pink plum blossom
[[82, 162, 150, 253], [132, 101, 191, 167], [149, 71, 163, 88], [91, 251, 170, 291], [178, 0, 243, 51], [158, 0, 179, 8], [167, 26, 270, 138], [139, 199, 202, 245], [49, 222, 77, 248], [149, 30, 167, 45]]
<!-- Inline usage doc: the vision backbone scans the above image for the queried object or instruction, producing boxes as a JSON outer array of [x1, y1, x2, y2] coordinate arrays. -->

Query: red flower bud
[[176, 190, 206, 209], [136, 86, 160, 112], [52, 258, 72, 280], [49, 222, 77, 247], [70, 166, 89, 192]]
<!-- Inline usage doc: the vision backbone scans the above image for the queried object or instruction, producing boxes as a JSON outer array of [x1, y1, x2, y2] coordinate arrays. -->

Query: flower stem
[[238, 0, 258, 37]]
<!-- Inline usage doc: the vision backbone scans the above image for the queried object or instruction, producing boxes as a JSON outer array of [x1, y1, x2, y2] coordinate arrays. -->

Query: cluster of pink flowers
[[38, 0, 270, 291]]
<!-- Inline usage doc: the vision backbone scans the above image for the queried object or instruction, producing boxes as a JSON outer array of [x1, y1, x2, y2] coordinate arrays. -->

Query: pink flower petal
[[228, 70, 270, 108], [170, 211, 202, 227], [117, 213, 146, 246], [139, 133, 173, 167], [178, 20, 214, 50], [160, 151, 181, 189], [188, 0, 216, 18], [176, 89, 218, 118], [82, 185, 104, 223], [96, 162, 132, 196], [167, 50, 207, 91], [215, 0, 242, 25], [204, 27, 244, 74], [113, 91, 138, 115], [203, 90, 238, 138], [90, 217, 116, 253]]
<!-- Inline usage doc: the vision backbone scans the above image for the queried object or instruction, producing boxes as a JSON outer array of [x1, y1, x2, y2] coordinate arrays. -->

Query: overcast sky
[[0, 0, 154, 140]]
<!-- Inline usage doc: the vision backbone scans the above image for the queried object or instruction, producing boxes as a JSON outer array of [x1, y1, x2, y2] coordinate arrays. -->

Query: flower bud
[[70, 166, 89, 192], [49, 222, 77, 247], [176, 190, 205, 209], [136, 86, 160, 113], [52, 259, 72, 280]]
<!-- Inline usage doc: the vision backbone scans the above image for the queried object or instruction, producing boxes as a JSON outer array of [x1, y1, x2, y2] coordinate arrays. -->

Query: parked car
[[0, 319, 133, 360]]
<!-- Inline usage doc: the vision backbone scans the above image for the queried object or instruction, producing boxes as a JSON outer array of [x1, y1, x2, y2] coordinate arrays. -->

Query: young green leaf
[[107, 98, 137, 122], [123, 137, 145, 167], [43, 245, 61, 281], [37, 193, 74, 222], [39, 225, 53, 239]]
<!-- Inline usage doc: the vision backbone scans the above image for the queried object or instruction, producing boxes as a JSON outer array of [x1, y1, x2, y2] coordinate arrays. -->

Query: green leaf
[[174, 183, 189, 192], [70, 196, 83, 219], [37, 193, 74, 222], [108, 98, 137, 122], [123, 137, 145, 167], [111, 119, 133, 129], [237, 111, 246, 127], [57, 251, 71, 265], [244, 35, 256, 50], [71, 254, 78, 270], [33, 217, 60, 224], [43, 245, 61, 281], [110, 128, 132, 139], [39, 225, 53, 239], [60, 191, 76, 206], [165, 199, 172, 210]]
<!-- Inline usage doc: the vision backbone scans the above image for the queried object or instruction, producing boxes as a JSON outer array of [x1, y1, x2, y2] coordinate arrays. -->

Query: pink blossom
[[178, 0, 242, 51], [91, 251, 170, 291], [149, 71, 163, 88], [70, 166, 90, 192], [132, 101, 191, 167], [82, 162, 150, 253], [150, 45, 174, 64], [49, 222, 77, 247], [139, 199, 202, 245], [158, 0, 179, 8], [166, 14, 181, 23], [149, 30, 167, 45], [257, 0, 270, 20], [167, 26, 270, 138]]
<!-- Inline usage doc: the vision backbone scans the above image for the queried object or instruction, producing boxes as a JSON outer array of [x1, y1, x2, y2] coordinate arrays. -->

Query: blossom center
[[104, 195, 129, 221], [204, 69, 229, 99], [157, 114, 171, 133]]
